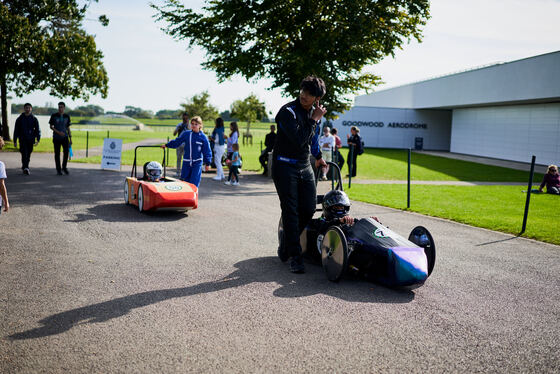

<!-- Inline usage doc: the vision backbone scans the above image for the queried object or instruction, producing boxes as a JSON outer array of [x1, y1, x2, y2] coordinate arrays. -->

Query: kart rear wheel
[[408, 226, 436, 276], [138, 185, 145, 212], [321, 226, 348, 282], [124, 180, 130, 205]]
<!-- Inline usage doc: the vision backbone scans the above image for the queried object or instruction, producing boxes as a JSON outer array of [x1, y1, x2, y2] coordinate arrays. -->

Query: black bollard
[[521, 155, 536, 234], [407, 148, 411, 209], [86, 131, 89, 158], [348, 145, 354, 189]]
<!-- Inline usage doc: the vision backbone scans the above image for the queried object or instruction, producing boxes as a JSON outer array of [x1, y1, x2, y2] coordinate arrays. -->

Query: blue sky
[[14, 0, 560, 115]]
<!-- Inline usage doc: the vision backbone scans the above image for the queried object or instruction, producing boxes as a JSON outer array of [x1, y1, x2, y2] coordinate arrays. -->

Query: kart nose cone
[[390, 247, 428, 285]]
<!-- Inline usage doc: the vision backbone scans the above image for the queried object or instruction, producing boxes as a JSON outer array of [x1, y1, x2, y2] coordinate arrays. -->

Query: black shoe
[[62, 168, 69, 175], [290, 256, 305, 274], [277, 246, 289, 263], [23, 168, 30, 175], [57, 170, 63, 175]]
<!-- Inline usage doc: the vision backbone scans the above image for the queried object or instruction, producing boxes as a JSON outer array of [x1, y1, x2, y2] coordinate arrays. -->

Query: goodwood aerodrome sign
[[342, 120, 428, 129]]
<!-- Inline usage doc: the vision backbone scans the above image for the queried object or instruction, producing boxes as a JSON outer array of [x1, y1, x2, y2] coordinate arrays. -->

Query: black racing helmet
[[322, 190, 351, 220]]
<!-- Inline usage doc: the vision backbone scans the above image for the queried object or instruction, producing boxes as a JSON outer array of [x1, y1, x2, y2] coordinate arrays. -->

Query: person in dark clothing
[[13, 103, 41, 175], [49, 102, 72, 175], [539, 164, 560, 195], [259, 125, 277, 175], [273, 76, 327, 273], [346, 126, 362, 177]]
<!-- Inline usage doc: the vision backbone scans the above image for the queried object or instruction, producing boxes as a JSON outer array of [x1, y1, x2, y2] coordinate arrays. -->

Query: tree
[[0, 1, 109, 140], [152, 0, 430, 119], [180, 91, 219, 123], [156, 109, 180, 119], [230, 93, 267, 132], [124, 106, 153, 119]]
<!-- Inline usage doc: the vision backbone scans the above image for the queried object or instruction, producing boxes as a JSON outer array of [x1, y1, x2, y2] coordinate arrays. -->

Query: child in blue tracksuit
[[164, 116, 212, 187]]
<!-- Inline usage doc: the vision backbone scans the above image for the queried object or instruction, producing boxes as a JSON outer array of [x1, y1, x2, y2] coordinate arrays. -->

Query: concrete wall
[[331, 106, 452, 150], [450, 103, 560, 166], [9, 114, 52, 139], [355, 51, 560, 109]]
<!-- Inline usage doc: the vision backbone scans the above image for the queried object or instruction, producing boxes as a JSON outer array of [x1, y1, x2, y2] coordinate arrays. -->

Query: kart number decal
[[373, 228, 388, 238], [165, 185, 183, 191]]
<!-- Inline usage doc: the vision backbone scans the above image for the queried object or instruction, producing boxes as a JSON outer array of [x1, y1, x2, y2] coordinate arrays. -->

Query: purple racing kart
[[278, 162, 436, 287]]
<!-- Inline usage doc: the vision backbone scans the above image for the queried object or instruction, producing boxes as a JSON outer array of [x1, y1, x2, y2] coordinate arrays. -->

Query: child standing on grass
[[0, 137, 9, 214], [225, 143, 241, 186]]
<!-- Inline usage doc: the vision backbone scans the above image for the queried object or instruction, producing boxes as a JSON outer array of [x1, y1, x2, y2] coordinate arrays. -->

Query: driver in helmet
[[308, 190, 379, 233], [145, 161, 163, 182]]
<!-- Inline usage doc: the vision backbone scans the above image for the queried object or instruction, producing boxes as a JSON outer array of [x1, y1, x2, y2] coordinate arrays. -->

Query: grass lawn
[[341, 148, 544, 182], [71, 131, 269, 172], [345, 184, 559, 245]]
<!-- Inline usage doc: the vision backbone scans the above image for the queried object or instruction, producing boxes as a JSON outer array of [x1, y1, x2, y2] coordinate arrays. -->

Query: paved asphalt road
[[1, 153, 559, 373]]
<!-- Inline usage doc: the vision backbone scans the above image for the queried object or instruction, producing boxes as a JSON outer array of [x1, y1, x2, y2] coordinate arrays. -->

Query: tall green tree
[[152, 0, 430, 119], [230, 93, 267, 134], [180, 91, 219, 123], [0, 0, 109, 140]]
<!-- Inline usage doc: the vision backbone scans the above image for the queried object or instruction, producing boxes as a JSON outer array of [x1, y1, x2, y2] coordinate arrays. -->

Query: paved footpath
[[0, 152, 559, 373]]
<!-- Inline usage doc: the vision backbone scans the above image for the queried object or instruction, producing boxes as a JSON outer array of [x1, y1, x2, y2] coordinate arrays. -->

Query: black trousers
[[53, 137, 69, 172], [19, 140, 34, 169], [347, 148, 358, 177], [334, 150, 344, 172], [272, 160, 316, 258], [259, 149, 271, 172]]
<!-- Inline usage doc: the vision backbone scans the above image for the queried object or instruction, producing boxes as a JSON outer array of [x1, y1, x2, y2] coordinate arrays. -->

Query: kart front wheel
[[408, 226, 436, 276], [138, 185, 145, 212], [124, 180, 130, 205], [321, 226, 348, 282]]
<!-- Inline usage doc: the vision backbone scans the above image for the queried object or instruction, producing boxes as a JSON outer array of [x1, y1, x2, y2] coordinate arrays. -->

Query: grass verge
[[345, 184, 559, 245]]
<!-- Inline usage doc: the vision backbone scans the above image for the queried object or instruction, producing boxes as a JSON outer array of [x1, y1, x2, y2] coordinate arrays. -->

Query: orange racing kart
[[124, 146, 198, 212]]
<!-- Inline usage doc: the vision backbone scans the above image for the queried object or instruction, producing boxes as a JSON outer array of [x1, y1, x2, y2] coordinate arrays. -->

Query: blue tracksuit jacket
[[166, 130, 212, 187]]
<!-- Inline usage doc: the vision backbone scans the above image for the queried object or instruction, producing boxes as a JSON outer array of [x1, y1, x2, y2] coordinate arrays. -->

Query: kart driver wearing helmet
[[144, 161, 164, 182], [308, 190, 380, 233]]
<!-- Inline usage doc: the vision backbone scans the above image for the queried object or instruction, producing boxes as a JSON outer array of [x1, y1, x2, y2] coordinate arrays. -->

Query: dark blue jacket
[[14, 114, 41, 143], [166, 130, 212, 166], [273, 99, 322, 163]]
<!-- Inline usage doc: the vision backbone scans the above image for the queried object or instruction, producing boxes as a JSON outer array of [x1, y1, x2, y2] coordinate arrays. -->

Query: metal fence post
[[86, 131, 89, 158], [107, 130, 109, 139], [521, 155, 536, 234], [348, 145, 354, 189], [166, 136, 170, 167], [407, 148, 411, 209]]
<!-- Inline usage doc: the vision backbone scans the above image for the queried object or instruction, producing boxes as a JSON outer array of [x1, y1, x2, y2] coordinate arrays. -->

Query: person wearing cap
[[273, 75, 327, 273]]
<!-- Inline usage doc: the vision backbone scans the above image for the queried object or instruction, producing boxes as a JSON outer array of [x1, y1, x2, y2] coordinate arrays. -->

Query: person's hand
[[34, 141, 39, 146], [339, 216, 354, 225], [346, 133, 350, 139], [204, 165, 210, 171], [315, 157, 327, 169], [370, 216, 381, 224], [311, 103, 327, 122], [3, 201, 9, 212], [538, 187, 543, 192], [160, 144, 166, 149]]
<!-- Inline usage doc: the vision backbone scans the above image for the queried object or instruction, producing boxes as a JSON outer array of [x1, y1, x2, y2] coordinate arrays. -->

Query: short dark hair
[[300, 76, 326, 98], [215, 117, 224, 128], [58, 101, 65, 107], [182, 112, 189, 117], [24, 103, 32, 108], [331, 128, 338, 135]]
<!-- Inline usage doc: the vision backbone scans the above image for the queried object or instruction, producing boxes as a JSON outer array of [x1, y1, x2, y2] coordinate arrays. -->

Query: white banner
[[101, 138, 123, 171]]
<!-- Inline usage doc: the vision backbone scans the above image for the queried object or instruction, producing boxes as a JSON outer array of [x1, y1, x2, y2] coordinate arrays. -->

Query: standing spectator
[[259, 124, 277, 175], [173, 112, 191, 176], [318, 126, 335, 180], [13, 103, 41, 175], [346, 126, 363, 177], [211, 117, 226, 181], [331, 127, 344, 172], [163, 116, 212, 188], [538, 164, 560, 195], [225, 143, 242, 186], [49, 102, 72, 175], [273, 75, 327, 273], [0, 137, 9, 214], [226, 121, 239, 160]]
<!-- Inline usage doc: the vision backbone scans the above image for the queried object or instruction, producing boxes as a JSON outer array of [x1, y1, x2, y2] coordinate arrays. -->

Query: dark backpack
[[357, 137, 364, 155]]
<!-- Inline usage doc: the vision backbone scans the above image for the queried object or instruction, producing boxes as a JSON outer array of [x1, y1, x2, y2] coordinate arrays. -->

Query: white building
[[332, 51, 560, 166]]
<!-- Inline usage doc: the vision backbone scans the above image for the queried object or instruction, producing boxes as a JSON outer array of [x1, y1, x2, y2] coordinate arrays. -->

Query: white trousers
[[214, 144, 226, 179]]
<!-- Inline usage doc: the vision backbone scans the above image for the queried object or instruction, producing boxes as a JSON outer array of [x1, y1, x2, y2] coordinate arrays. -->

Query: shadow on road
[[9, 256, 414, 340], [64, 202, 188, 223]]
